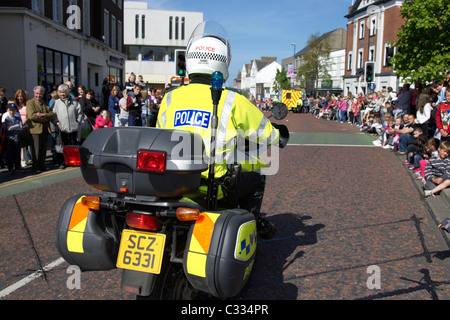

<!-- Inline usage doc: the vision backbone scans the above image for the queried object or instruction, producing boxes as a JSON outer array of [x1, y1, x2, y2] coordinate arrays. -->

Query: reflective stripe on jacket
[[157, 84, 280, 178]]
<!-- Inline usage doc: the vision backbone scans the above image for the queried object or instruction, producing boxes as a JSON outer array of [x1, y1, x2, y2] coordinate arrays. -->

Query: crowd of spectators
[[307, 71, 450, 197], [0, 72, 165, 175], [2, 69, 450, 201]]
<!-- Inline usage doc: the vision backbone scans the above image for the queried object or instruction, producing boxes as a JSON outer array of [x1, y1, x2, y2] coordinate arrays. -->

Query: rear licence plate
[[116, 229, 166, 274]]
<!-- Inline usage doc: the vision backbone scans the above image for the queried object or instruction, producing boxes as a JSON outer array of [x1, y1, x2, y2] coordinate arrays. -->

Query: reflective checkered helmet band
[[187, 51, 228, 63]]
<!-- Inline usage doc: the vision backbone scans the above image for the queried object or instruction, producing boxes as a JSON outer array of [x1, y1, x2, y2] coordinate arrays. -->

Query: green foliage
[[273, 68, 291, 94], [296, 32, 332, 97], [392, 0, 450, 83]]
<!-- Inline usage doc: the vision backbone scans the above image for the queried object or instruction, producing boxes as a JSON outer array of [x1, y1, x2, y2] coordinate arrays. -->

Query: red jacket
[[436, 101, 450, 134]]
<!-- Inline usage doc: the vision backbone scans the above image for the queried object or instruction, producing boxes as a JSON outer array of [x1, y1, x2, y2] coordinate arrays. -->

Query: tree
[[296, 32, 332, 98], [391, 0, 450, 83], [273, 68, 291, 95]]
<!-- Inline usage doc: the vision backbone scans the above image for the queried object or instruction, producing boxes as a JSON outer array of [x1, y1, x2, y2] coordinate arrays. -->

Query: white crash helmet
[[186, 20, 231, 81]]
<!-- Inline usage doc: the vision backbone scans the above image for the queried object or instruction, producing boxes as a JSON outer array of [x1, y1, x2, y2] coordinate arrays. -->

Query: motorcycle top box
[[71, 127, 208, 198]]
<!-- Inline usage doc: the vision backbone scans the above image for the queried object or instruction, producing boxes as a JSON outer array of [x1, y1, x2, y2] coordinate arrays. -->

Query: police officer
[[157, 21, 280, 239], [296, 98, 303, 113]]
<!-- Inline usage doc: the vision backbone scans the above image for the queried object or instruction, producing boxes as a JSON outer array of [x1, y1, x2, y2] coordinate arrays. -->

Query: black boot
[[256, 216, 276, 239]]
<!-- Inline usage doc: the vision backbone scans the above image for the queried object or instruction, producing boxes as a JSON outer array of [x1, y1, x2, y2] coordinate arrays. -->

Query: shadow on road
[[235, 213, 325, 300]]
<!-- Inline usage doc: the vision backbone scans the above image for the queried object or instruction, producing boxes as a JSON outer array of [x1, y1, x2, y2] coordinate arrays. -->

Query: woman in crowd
[[79, 89, 100, 126], [108, 86, 120, 126], [77, 85, 86, 101], [52, 84, 83, 169], [14, 89, 30, 168], [415, 93, 433, 137]]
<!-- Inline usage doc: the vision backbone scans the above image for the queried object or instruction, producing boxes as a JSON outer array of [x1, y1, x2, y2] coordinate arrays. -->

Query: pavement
[[396, 151, 450, 247]]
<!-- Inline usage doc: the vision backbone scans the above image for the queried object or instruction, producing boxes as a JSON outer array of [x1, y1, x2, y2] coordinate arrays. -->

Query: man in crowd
[[126, 84, 144, 126], [26, 86, 54, 173]]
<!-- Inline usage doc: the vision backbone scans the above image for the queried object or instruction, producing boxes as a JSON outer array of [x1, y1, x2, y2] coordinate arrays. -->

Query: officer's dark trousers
[[222, 171, 266, 217]]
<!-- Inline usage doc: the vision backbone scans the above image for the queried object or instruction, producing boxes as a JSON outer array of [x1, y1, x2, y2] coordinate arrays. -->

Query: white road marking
[[0, 257, 65, 299]]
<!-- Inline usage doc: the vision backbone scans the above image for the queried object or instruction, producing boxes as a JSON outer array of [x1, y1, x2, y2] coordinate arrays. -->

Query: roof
[[294, 27, 346, 57], [345, 0, 395, 19], [242, 57, 278, 75]]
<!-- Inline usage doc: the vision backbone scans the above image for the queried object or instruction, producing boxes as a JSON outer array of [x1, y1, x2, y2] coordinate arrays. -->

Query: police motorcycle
[[55, 24, 289, 300]]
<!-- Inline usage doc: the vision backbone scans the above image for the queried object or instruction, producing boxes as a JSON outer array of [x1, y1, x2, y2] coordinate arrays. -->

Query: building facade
[[240, 57, 281, 102], [123, 1, 203, 89], [283, 27, 347, 96], [0, 0, 126, 102], [343, 0, 406, 95]]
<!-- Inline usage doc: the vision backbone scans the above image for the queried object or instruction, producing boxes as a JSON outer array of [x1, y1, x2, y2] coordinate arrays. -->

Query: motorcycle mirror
[[271, 103, 289, 120]]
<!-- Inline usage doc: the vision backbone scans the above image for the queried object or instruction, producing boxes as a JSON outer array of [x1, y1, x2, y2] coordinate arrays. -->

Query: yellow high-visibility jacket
[[157, 83, 280, 178]]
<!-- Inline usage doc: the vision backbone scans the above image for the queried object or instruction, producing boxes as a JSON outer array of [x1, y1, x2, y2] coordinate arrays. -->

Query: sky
[[129, 0, 353, 86]]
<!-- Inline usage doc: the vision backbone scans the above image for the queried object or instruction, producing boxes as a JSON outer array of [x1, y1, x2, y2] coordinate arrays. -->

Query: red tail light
[[126, 212, 162, 231], [63, 146, 82, 167], [137, 150, 166, 173]]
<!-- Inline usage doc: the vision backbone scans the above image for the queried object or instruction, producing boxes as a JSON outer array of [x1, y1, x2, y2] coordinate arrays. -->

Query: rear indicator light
[[63, 146, 82, 167], [137, 150, 166, 173], [126, 212, 162, 231], [81, 196, 100, 210], [176, 207, 201, 221]]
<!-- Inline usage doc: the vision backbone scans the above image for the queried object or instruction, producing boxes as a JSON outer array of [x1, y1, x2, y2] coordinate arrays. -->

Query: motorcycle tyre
[[136, 241, 214, 300]]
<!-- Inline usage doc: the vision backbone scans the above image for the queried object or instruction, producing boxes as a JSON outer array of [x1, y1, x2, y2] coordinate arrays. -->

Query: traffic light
[[365, 62, 374, 83], [175, 49, 186, 77]]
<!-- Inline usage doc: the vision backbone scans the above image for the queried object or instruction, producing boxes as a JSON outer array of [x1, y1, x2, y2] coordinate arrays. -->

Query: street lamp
[[291, 43, 296, 69], [291, 43, 296, 87]]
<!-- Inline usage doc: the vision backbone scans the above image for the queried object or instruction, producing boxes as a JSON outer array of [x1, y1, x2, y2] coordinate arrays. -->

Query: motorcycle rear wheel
[[137, 243, 213, 300]]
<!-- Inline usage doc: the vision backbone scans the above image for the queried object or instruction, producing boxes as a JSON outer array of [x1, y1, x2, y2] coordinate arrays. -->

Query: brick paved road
[[1, 113, 449, 301]]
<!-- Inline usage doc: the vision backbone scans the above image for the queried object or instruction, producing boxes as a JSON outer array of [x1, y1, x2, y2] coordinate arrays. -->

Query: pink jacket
[[94, 115, 113, 129], [339, 100, 347, 111]]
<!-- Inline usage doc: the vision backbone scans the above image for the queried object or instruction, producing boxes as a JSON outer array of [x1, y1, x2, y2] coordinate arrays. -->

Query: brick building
[[0, 0, 126, 102], [343, 0, 406, 95]]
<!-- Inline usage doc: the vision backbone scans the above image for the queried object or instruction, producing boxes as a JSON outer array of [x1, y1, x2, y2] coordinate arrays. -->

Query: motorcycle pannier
[[183, 209, 257, 298], [55, 194, 120, 271], [79, 127, 207, 198]]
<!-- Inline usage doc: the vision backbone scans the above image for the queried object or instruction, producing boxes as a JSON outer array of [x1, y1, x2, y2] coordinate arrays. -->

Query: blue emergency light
[[211, 71, 224, 89]]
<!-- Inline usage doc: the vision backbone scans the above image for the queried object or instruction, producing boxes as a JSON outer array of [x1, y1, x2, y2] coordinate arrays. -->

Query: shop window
[[125, 45, 140, 60]]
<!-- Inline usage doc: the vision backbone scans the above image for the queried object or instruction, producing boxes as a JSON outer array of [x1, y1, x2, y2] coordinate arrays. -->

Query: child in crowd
[[402, 127, 424, 165], [425, 178, 450, 197], [383, 116, 395, 147], [423, 141, 450, 195], [94, 109, 113, 130], [374, 115, 395, 148], [360, 115, 375, 132], [391, 116, 404, 151], [407, 134, 429, 172], [2, 102, 24, 174], [435, 89, 450, 142], [416, 137, 440, 180], [364, 117, 382, 136]]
